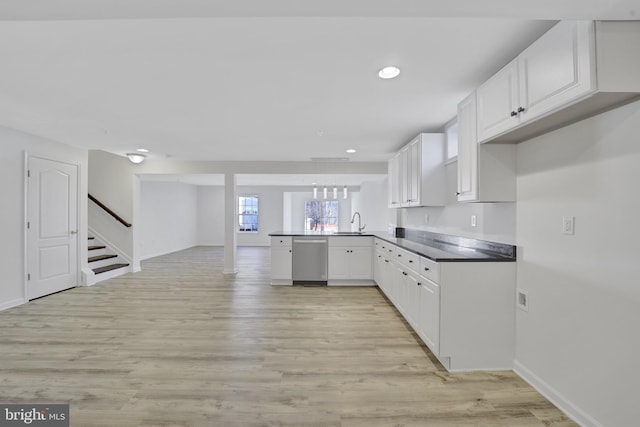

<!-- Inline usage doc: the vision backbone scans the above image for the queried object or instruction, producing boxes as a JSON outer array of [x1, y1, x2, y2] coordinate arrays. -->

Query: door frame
[[24, 152, 82, 301]]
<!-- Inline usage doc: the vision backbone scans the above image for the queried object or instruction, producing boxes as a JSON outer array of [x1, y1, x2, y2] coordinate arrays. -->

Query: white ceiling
[[0, 1, 637, 168]]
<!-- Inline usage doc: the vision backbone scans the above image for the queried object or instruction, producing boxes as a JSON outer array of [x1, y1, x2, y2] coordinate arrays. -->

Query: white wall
[[139, 181, 199, 259], [514, 99, 640, 427], [358, 178, 390, 231], [236, 186, 284, 246], [88, 150, 136, 259], [197, 186, 225, 246], [0, 126, 88, 311], [398, 162, 516, 244]]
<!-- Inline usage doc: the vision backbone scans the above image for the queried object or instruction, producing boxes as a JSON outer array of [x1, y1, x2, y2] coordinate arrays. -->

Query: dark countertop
[[269, 230, 516, 262]]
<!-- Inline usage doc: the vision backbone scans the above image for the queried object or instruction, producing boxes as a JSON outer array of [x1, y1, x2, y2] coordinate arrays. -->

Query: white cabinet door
[[418, 278, 440, 355], [349, 247, 372, 280], [271, 247, 292, 280], [405, 272, 421, 329], [519, 20, 595, 122], [400, 146, 410, 206], [388, 153, 402, 207], [408, 138, 420, 205], [328, 247, 350, 279], [456, 92, 478, 202], [476, 59, 520, 142]]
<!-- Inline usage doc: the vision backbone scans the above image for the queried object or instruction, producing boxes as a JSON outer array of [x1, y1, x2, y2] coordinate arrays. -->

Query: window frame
[[304, 199, 340, 233], [237, 195, 259, 233]]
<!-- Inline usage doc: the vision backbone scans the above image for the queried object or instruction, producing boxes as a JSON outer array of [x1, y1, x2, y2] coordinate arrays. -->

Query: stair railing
[[88, 194, 132, 228]]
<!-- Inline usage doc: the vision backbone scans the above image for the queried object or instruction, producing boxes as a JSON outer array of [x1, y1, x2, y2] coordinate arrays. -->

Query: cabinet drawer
[[419, 257, 440, 283], [395, 247, 419, 272], [271, 236, 292, 247]]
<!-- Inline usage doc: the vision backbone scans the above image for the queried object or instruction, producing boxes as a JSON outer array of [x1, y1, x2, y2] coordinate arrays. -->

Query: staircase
[[88, 236, 130, 283]]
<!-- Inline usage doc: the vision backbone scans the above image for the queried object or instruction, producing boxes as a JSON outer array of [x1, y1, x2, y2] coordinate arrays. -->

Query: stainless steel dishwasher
[[292, 236, 328, 286]]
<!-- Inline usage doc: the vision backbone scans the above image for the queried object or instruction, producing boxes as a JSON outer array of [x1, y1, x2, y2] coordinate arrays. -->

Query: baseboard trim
[[514, 360, 603, 427], [0, 298, 26, 312]]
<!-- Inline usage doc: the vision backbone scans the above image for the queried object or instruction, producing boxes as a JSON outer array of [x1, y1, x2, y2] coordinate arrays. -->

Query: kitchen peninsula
[[270, 229, 517, 371]]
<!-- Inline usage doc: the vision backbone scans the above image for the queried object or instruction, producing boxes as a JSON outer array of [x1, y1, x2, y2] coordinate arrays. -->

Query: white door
[[27, 157, 79, 300]]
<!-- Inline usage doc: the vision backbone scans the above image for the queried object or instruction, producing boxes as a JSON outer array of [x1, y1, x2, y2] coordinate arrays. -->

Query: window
[[238, 196, 259, 232], [305, 200, 339, 232], [445, 118, 459, 162]]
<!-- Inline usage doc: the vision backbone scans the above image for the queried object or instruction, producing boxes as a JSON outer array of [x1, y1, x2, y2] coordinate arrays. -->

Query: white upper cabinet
[[388, 133, 446, 208], [477, 21, 595, 142], [477, 20, 640, 144], [518, 20, 594, 123], [457, 91, 517, 203], [477, 59, 520, 142], [456, 92, 479, 202]]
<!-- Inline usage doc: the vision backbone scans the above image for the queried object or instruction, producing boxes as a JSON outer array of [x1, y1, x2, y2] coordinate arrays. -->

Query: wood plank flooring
[[0, 246, 577, 426]]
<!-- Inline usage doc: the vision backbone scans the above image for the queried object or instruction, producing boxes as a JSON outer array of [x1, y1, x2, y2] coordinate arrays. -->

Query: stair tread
[[88, 245, 106, 251], [88, 254, 118, 263], [93, 263, 129, 275]]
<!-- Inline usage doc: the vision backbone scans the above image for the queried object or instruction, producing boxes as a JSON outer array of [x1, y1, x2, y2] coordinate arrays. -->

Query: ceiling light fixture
[[126, 153, 146, 164], [378, 66, 400, 79], [136, 148, 149, 153], [346, 148, 357, 154]]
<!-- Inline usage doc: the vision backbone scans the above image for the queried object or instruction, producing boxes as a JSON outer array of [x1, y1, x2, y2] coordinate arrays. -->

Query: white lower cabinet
[[270, 237, 292, 285], [374, 239, 515, 372], [417, 278, 440, 356], [328, 236, 373, 284]]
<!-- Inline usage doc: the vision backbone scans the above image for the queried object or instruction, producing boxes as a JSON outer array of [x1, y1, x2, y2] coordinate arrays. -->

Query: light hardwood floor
[[0, 246, 576, 426]]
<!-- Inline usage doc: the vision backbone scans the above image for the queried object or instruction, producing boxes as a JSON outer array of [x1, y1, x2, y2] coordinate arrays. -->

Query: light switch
[[516, 288, 529, 311], [471, 215, 477, 227]]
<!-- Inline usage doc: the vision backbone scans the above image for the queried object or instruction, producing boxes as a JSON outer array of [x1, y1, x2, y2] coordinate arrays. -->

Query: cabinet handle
[[402, 272, 408, 276], [289, 249, 292, 253], [385, 260, 389, 263], [510, 110, 518, 117], [518, 106, 525, 113], [417, 282, 421, 286], [409, 260, 413, 263], [388, 249, 392, 253], [280, 240, 283, 243], [397, 254, 402, 257], [424, 267, 430, 271]]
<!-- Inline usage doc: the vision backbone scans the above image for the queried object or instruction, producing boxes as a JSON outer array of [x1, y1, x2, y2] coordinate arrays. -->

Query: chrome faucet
[[350, 211, 366, 232]]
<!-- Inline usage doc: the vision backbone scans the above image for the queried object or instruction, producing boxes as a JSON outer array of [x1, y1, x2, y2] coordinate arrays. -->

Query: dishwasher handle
[[294, 239, 327, 244]]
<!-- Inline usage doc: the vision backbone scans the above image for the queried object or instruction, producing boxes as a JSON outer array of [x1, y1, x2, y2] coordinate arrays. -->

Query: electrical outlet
[[471, 215, 477, 227], [424, 214, 429, 224], [562, 216, 574, 235], [516, 288, 529, 311]]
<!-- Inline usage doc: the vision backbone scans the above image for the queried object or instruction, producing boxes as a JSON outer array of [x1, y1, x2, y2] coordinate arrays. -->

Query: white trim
[[327, 280, 376, 286], [23, 152, 28, 301], [88, 226, 133, 266], [223, 269, 238, 275], [514, 360, 604, 427], [0, 298, 26, 312]]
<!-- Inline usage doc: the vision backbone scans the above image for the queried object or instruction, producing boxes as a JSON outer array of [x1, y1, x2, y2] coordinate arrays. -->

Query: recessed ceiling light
[[136, 148, 149, 153], [378, 66, 400, 79], [346, 148, 357, 154]]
